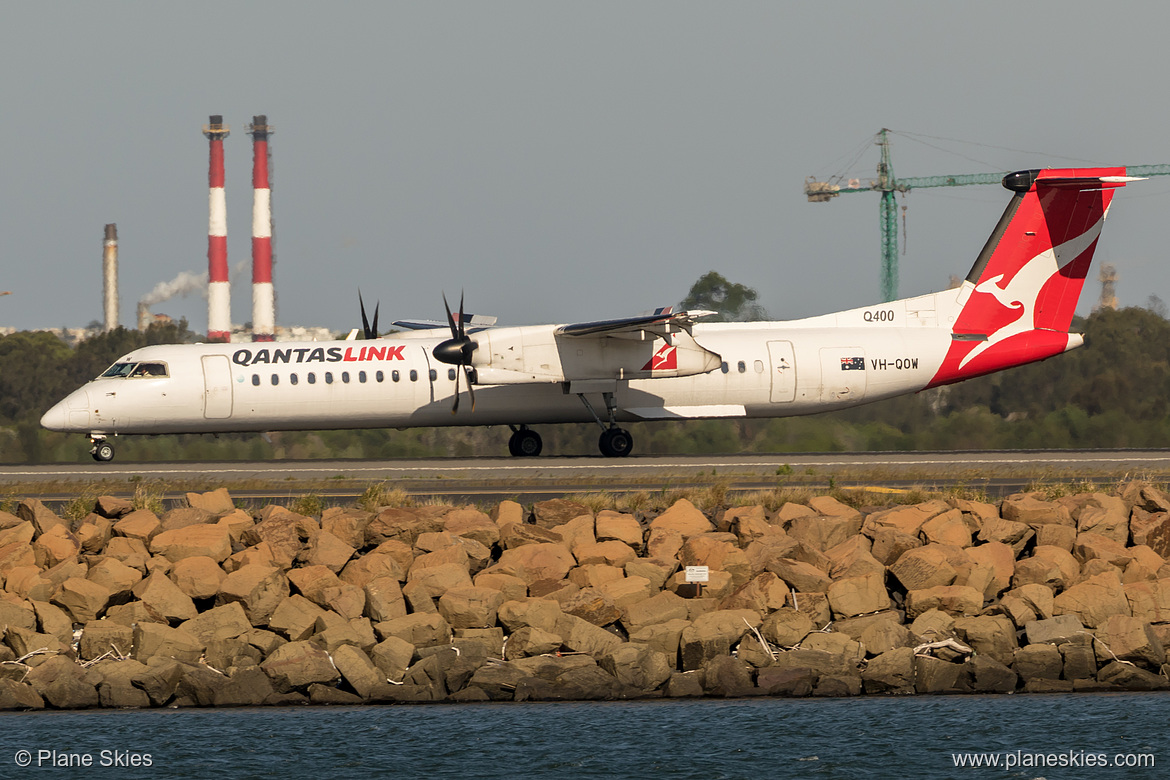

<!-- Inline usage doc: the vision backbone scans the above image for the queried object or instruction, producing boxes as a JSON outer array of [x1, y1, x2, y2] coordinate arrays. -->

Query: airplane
[[42, 166, 1135, 462]]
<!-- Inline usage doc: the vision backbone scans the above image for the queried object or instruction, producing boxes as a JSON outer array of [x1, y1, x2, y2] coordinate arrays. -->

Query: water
[[0, 693, 1163, 779]]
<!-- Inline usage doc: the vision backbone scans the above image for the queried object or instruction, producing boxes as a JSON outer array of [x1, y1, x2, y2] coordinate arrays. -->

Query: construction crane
[[805, 129, 1170, 302]]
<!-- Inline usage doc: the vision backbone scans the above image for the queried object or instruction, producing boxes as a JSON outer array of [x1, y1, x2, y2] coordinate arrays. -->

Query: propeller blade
[[463, 365, 476, 411], [451, 363, 461, 414], [359, 291, 372, 338], [371, 302, 379, 340], [442, 293, 458, 340], [458, 291, 467, 339]]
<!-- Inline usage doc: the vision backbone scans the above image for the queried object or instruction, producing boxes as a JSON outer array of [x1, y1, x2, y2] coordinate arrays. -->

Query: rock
[[914, 655, 962, 693], [859, 620, 916, 657], [1014, 643, 1063, 681], [28, 663, 99, 709], [261, 640, 340, 690], [920, 509, 972, 547], [179, 602, 252, 645], [827, 572, 891, 618], [216, 565, 288, 627], [568, 564, 625, 589], [869, 528, 923, 567], [628, 619, 690, 659], [1053, 571, 1129, 628], [362, 576, 407, 623], [131, 571, 198, 622], [531, 499, 590, 529], [648, 499, 715, 538], [504, 626, 562, 659], [52, 577, 111, 623], [113, 510, 162, 544], [890, 544, 961, 591], [151, 524, 233, 563], [1074, 532, 1134, 569], [965, 542, 1014, 598], [905, 585, 983, 619], [970, 654, 1018, 693], [495, 543, 576, 586], [679, 609, 760, 671], [213, 665, 277, 707], [79, 620, 135, 661], [574, 540, 638, 568], [824, 536, 885, 581], [1074, 494, 1130, 545], [473, 571, 528, 602], [169, 556, 226, 600], [719, 572, 789, 617], [977, 517, 1034, 554], [339, 553, 407, 588], [1013, 546, 1081, 592], [133, 622, 204, 663], [331, 645, 384, 699], [787, 512, 862, 553], [561, 588, 621, 627], [17, 499, 66, 536], [94, 495, 134, 519], [498, 599, 563, 634], [703, 655, 756, 697], [1036, 523, 1077, 552], [268, 595, 328, 641], [33, 525, 80, 568], [952, 615, 1017, 665], [595, 511, 643, 547], [555, 614, 623, 658], [103, 601, 167, 628], [760, 608, 814, 648], [600, 643, 672, 691], [302, 530, 356, 574], [186, 488, 235, 515], [1002, 494, 1074, 528], [647, 528, 684, 561], [1094, 615, 1165, 669], [1097, 660, 1170, 690], [370, 636, 414, 681], [438, 586, 505, 629], [767, 558, 832, 593], [756, 666, 816, 697], [1025, 614, 1085, 646], [863, 501, 948, 537], [861, 647, 915, 694], [1061, 641, 1098, 680], [625, 559, 677, 591], [663, 672, 704, 698], [375, 613, 452, 648]]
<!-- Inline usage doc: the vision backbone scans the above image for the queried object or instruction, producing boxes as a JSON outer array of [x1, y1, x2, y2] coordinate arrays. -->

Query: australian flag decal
[[840, 357, 865, 371]]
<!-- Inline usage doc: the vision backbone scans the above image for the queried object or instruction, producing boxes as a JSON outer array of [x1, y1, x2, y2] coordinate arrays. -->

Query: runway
[[2, 450, 1169, 505]]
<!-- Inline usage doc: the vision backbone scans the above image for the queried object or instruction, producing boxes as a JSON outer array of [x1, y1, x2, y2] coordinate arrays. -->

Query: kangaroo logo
[[642, 343, 678, 371], [958, 215, 1104, 370]]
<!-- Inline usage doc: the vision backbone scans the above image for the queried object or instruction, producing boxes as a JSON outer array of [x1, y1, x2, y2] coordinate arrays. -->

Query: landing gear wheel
[[508, 428, 543, 457], [598, 428, 633, 458], [91, 441, 115, 462]]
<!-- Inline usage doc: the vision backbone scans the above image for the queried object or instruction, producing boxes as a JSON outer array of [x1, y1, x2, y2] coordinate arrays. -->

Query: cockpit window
[[100, 363, 137, 378], [99, 361, 169, 379]]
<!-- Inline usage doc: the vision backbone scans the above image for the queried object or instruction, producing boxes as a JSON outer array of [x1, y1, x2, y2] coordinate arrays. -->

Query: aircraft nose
[[41, 390, 91, 432], [40, 401, 69, 431]]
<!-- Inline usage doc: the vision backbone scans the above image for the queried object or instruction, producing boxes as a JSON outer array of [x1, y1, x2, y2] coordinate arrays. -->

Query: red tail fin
[[929, 167, 1132, 387]]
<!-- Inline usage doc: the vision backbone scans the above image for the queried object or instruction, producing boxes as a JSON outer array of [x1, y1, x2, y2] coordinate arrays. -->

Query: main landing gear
[[578, 390, 634, 458], [508, 426, 543, 457], [89, 437, 115, 463]]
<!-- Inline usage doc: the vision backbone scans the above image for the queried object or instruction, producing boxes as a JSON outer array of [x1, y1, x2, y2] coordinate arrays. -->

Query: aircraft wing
[[556, 309, 717, 338]]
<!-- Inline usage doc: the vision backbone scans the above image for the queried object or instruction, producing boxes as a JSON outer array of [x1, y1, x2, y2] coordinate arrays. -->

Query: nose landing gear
[[90, 437, 115, 462]]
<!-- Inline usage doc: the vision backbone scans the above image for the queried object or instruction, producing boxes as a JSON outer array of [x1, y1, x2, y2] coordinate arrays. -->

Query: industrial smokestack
[[248, 115, 275, 342], [102, 224, 118, 332], [203, 115, 231, 342]]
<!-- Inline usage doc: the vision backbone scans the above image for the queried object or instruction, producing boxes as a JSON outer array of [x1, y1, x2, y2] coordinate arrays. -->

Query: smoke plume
[[139, 271, 208, 306]]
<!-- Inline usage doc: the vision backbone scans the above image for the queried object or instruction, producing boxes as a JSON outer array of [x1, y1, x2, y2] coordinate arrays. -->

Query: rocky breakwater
[[2, 482, 1170, 710]]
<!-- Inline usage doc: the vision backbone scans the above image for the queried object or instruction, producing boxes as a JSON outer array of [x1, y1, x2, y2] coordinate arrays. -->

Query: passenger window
[[410, 369, 418, 382], [376, 371, 384, 383], [325, 372, 333, 384], [720, 362, 729, 374], [429, 369, 437, 381], [342, 372, 350, 384], [754, 360, 764, 373], [448, 368, 456, 381], [271, 374, 279, 386], [737, 361, 746, 373], [392, 370, 400, 382], [290, 373, 298, 385], [308, 373, 316, 384], [251, 375, 260, 386], [359, 371, 367, 383]]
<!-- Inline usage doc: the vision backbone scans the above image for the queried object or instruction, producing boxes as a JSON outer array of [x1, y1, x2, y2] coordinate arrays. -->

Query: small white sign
[[685, 565, 710, 583]]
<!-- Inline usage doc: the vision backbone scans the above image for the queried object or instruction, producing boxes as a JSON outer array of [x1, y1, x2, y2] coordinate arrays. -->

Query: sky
[[4, 2, 1170, 335]]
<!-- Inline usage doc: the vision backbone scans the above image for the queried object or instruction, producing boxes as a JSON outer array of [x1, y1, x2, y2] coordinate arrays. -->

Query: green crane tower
[[805, 129, 1170, 302]]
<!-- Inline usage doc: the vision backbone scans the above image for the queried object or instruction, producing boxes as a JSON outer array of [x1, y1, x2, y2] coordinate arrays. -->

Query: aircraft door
[[767, 341, 796, 403], [819, 347, 867, 403], [201, 355, 234, 419]]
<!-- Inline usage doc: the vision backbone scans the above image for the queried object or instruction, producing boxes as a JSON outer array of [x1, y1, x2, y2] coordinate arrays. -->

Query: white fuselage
[[42, 286, 995, 437]]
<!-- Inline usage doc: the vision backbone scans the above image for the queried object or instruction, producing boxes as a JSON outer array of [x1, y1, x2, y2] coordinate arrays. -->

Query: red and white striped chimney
[[203, 115, 231, 342], [248, 115, 275, 342]]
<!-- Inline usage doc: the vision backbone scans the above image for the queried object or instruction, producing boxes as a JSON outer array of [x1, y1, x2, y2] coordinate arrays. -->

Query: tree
[[679, 271, 767, 322]]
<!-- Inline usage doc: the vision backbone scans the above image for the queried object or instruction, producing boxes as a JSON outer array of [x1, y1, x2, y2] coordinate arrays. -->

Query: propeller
[[359, 291, 380, 340], [432, 292, 477, 413]]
